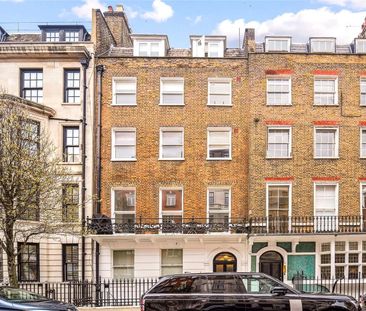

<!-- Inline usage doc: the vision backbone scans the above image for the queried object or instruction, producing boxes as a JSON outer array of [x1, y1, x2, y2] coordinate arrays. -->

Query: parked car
[[359, 293, 366, 310], [297, 283, 331, 294], [0, 286, 77, 310], [141, 272, 360, 311]]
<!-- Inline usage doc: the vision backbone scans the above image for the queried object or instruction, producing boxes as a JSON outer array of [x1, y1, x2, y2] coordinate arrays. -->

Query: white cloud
[[142, 0, 173, 23], [125, 6, 138, 19], [71, 0, 106, 20], [213, 7, 366, 46], [318, 0, 366, 9]]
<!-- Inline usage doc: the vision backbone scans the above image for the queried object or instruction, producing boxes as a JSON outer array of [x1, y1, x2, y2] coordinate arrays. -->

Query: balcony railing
[[87, 216, 366, 235]]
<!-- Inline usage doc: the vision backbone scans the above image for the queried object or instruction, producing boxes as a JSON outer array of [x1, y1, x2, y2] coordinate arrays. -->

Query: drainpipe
[[80, 57, 90, 282], [95, 64, 105, 284]]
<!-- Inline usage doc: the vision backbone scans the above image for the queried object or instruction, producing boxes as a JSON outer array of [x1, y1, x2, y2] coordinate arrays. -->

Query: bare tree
[[0, 95, 77, 286]]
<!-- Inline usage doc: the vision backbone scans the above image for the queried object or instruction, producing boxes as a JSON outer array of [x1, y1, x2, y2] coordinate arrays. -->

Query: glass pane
[[114, 190, 135, 212], [162, 249, 183, 265], [209, 189, 229, 211], [210, 82, 230, 94], [115, 94, 136, 105], [162, 146, 183, 158], [162, 80, 184, 92], [162, 131, 182, 145], [115, 131, 135, 145], [162, 94, 184, 105], [115, 146, 135, 159], [113, 250, 134, 266], [209, 131, 230, 144], [209, 94, 231, 105]]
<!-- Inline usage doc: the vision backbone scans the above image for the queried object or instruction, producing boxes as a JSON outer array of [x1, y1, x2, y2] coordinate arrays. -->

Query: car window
[[205, 275, 244, 294], [150, 276, 201, 294], [240, 275, 281, 294], [0, 287, 47, 302]]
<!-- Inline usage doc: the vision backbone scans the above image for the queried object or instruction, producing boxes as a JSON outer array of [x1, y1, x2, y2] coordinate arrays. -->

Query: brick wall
[[97, 57, 250, 219], [248, 53, 366, 216]]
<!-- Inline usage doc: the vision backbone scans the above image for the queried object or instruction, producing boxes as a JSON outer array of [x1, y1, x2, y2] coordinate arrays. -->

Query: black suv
[[141, 272, 360, 311]]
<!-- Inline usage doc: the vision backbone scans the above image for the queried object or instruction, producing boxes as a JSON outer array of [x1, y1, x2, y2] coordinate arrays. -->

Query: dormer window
[[39, 25, 89, 42], [191, 36, 225, 58], [132, 35, 169, 57], [46, 31, 60, 42], [265, 37, 291, 52], [355, 39, 366, 54], [137, 41, 160, 56], [65, 31, 80, 42], [310, 38, 336, 53]]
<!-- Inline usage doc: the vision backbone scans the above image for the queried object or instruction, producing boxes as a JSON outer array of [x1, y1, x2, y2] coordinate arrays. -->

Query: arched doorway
[[259, 251, 283, 281], [213, 252, 237, 272]]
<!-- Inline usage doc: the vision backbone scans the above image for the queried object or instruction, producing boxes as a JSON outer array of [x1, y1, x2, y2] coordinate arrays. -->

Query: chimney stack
[[243, 28, 256, 55], [108, 5, 113, 13], [116, 4, 124, 12]]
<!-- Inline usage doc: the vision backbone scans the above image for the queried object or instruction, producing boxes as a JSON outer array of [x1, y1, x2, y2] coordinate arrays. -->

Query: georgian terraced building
[[89, 6, 366, 284], [0, 24, 94, 282]]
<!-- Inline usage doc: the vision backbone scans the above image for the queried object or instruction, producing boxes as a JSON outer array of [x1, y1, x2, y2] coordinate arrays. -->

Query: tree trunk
[[5, 220, 18, 287], [7, 249, 18, 287]]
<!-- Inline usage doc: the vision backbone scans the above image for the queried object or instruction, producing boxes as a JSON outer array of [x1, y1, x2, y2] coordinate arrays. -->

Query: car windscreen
[[0, 287, 48, 302], [150, 276, 201, 294]]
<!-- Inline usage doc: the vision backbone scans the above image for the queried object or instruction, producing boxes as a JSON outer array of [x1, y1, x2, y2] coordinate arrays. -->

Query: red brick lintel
[[265, 177, 294, 181], [359, 177, 366, 181], [359, 121, 366, 126], [265, 69, 293, 75], [360, 72, 366, 76], [312, 70, 339, 75], [265, 120, 294, 126], [312, 121, 339, 126], [312, 177, 340, 181]]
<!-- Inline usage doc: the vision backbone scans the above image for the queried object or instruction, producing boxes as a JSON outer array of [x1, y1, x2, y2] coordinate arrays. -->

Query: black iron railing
[[292, 271, 366, 299], [87, 215, 366, 235], [19, 278, 158, 307]]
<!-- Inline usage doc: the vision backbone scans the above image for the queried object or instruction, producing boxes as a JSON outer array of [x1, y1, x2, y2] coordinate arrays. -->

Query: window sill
[[266, 156, 292, 159], [206, 158, 232, 161], [111, 104, 137, 107], [207, 104, 233, 107], [61, 102, 81, 106], [159, 158, 185, 161], [111, 159, 137, 162], [266, 103, 292, 106], [313, 104, 339, 107], [159, 103, 185, 106], [314, 157, 339, 160]]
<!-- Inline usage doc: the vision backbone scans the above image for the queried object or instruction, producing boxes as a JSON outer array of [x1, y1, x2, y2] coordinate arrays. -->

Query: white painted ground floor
[[1, 235, 94, 283], [92, 233, 366, 284]]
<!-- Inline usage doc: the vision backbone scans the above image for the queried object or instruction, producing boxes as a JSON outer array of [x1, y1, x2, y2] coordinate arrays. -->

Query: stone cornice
[[0, 43, 92, 59], [0, 94, 56, 117]]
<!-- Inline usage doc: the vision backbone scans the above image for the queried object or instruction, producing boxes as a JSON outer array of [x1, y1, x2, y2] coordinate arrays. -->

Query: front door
[[213, 252, 237, 272], [259, 251, 283, 281]]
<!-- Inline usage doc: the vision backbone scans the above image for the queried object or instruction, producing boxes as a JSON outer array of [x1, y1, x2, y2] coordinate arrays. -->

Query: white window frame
[[111, 187, 136, 227], [361, 78, 366, 106], [206, 186, 231, 223], [266, 76, 292, 105], [266, 126, 292, 159], [314, 127, 339, 159], [314, 76, 338, 106], [111, 128, 137, 161], [360, 183, 366, 230], [310, 38, 336, 53], [207, 78, 232, 106], [265, 37, 291, 52], [135, 40, 163, 57], [112, 77, 137, 106], [159, 187, 184, 219], [207, 127, 232, 160], [313, 182, 339, 217], [112, 250, 135, 279], [160, 249, 183, 276], [207, 42, 220, 57], [265, 182, 292, 218], [159, 127, 184, 161], [355, 39, 366, 54], [160, 78, 184, 106], [361, 128, 366, 158]]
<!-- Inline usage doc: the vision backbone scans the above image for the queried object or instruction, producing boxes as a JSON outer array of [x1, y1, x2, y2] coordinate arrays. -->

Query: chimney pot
[[108, 5, 113, 12], [116, 4, 124, 12]]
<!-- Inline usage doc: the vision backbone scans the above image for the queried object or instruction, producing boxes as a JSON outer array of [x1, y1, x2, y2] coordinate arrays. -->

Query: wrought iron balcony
[[86, 215, 366, 235]]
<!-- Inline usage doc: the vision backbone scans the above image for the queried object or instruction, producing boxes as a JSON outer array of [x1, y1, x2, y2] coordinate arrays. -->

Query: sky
[[0, 0, 366, 47]]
